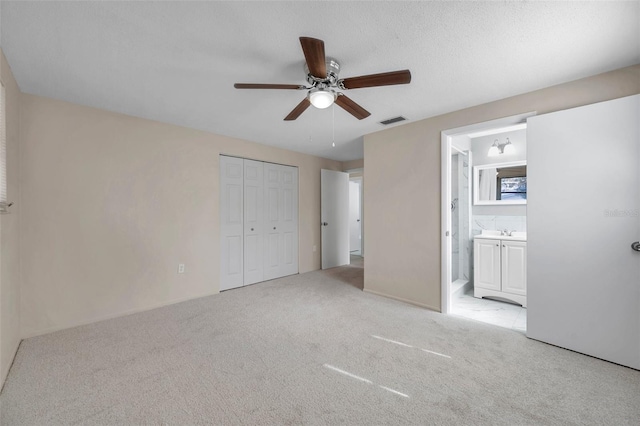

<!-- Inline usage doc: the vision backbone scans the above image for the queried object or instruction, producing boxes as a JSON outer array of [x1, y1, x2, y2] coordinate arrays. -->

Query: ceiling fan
[[234, 37, 411, 121]]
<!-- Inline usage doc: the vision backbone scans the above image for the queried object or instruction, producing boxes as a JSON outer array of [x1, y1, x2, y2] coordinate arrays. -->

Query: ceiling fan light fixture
[[308, 89, 336, 109]]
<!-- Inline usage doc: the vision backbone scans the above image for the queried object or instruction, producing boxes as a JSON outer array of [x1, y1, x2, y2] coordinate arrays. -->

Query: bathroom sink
[[477, 230, 527, 241]]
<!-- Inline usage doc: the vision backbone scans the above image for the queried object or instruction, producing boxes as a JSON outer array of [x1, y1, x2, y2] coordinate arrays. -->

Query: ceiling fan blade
[[284, 98, 311, 121], [334, 94, 371, 120], [299, 37, 327, 79], [234, 83, 305, 90], [339, 70, 412, 90]]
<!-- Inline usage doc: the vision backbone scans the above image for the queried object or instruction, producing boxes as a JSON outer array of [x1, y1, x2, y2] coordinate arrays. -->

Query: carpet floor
[[1, 260, 638, 425]]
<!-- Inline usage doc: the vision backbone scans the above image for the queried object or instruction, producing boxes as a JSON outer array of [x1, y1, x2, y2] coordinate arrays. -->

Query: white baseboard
[[21, 290, 219, 340], [363, 288, 441, 313]]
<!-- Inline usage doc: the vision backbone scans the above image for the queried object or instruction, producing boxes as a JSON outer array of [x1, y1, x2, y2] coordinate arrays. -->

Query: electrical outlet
[[313, 245, 317, 252], [178, 263, 185, 274]]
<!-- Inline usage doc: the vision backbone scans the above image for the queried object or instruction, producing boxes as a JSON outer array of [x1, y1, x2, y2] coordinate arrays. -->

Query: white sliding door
[[321, 169, 350, 269], [220, 156, 244, 291], [221, 156, 298, 290], [243, 159, 264, 285], [527, 95, 640, 370]]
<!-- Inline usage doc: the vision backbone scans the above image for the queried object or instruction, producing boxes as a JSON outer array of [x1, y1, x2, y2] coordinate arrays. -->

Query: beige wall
[[0, 49, 21, 385], [363, 64, 640, 311], [19, 94, 342, 338], [342, 158, 363, 171]]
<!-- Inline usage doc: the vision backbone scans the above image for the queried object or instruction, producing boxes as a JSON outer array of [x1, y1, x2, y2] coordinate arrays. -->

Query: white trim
[[440, 112, 535, 314], [466, 122, 527, 139]]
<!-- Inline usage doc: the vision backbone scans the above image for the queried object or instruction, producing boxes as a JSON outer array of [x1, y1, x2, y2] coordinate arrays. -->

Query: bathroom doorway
[[441, 114, 533, 332]]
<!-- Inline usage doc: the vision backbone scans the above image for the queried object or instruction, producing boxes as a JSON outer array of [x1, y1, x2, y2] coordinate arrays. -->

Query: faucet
[[502, 229, 511, 236]]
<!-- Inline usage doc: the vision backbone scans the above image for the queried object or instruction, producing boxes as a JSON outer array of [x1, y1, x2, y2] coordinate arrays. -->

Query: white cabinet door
[[220, 156, 244, 291], [501, 241, 526, 296], [527, 94, 640, 370], [321, 169, 350, 269], [243, 159, 263, 286], [474, 239, 501, 291]]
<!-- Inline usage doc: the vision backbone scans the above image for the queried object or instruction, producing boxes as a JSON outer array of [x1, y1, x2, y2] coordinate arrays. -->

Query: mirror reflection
[[474, 161, 527, 205]]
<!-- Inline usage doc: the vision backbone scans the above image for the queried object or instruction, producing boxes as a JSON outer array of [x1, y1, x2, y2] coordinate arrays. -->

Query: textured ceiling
[[1, 1, 638, 161]]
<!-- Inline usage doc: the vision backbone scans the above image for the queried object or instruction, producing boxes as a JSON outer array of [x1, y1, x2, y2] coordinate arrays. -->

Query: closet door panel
[[220, 156, 244, 291], [223, 157, 298, 288], [244, 159, 264, 285], [263, 162, 282, 280], [280, 165, 298, 276]]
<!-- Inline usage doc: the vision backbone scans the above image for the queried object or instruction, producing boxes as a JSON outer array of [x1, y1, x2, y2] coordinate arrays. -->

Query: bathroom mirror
[[473, 161, 527, 205]]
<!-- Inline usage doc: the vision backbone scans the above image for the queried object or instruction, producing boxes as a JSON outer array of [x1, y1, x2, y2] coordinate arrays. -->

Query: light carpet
[[1, 260, 638, 425]]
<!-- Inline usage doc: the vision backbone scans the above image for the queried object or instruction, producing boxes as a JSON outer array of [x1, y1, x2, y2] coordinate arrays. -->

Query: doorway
[[441, 113, 533, 331], [349, 173, 363, 260], [320, 168, 364, 270]]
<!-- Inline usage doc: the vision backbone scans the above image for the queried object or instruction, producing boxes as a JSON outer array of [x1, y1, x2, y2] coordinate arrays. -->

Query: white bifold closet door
[[220, 156, 298, 291], [264, 162, 299, 280], [220, 156, 244, 291], [243, 159, 264, 285]]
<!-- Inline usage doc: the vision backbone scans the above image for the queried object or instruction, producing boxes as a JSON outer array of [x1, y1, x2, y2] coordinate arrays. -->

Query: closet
[[220, 155, 299, 291]]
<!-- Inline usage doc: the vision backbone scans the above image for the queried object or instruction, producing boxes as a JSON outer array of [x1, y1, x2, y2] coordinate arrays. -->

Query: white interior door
[[243, 159, 263, 285], [527, 95, 640, 370], [220, 156, 244, 291], [349, 181, 361, 252], [321, 169, 350, 269]]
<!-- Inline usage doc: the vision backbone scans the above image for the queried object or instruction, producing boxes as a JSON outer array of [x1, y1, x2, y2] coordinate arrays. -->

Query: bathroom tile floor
[[451, 289, 527, 333]]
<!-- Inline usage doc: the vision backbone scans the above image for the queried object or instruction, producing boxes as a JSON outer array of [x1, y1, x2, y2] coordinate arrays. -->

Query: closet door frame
[[220, 155, 299, 291]]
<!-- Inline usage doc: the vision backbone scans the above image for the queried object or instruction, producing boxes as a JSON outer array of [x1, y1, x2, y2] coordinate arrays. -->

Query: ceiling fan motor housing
[[305, 57, 341, 87], [234, 36, 411, 121]]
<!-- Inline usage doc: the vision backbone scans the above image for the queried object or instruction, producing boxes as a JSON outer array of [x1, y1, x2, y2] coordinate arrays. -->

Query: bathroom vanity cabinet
[[474, 237, 527, 307]]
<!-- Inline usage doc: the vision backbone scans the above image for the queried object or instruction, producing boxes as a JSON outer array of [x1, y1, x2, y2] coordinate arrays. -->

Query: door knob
[[273, 227, 276, 230], [632, 241, 640, 252], [357, 219, 360, 222], [251, 228, 254, 231], [322, 222, 328, 226]]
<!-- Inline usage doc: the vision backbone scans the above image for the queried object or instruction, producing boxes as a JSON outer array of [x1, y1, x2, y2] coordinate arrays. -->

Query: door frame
[[440, 112, 535, 314]]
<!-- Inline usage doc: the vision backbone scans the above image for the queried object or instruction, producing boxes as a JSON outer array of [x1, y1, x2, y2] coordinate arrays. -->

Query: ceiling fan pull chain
[[332, 103, 336, 147]]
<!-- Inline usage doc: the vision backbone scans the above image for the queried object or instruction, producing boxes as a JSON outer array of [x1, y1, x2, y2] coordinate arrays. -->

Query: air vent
[[379, 116, 406, 126]]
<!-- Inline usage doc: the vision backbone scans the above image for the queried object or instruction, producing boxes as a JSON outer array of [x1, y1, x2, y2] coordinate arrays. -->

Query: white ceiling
[[1, 1, 638, 161]]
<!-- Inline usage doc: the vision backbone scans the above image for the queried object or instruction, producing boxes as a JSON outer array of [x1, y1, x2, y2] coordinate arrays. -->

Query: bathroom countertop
[[474, 231, 527, 242]]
